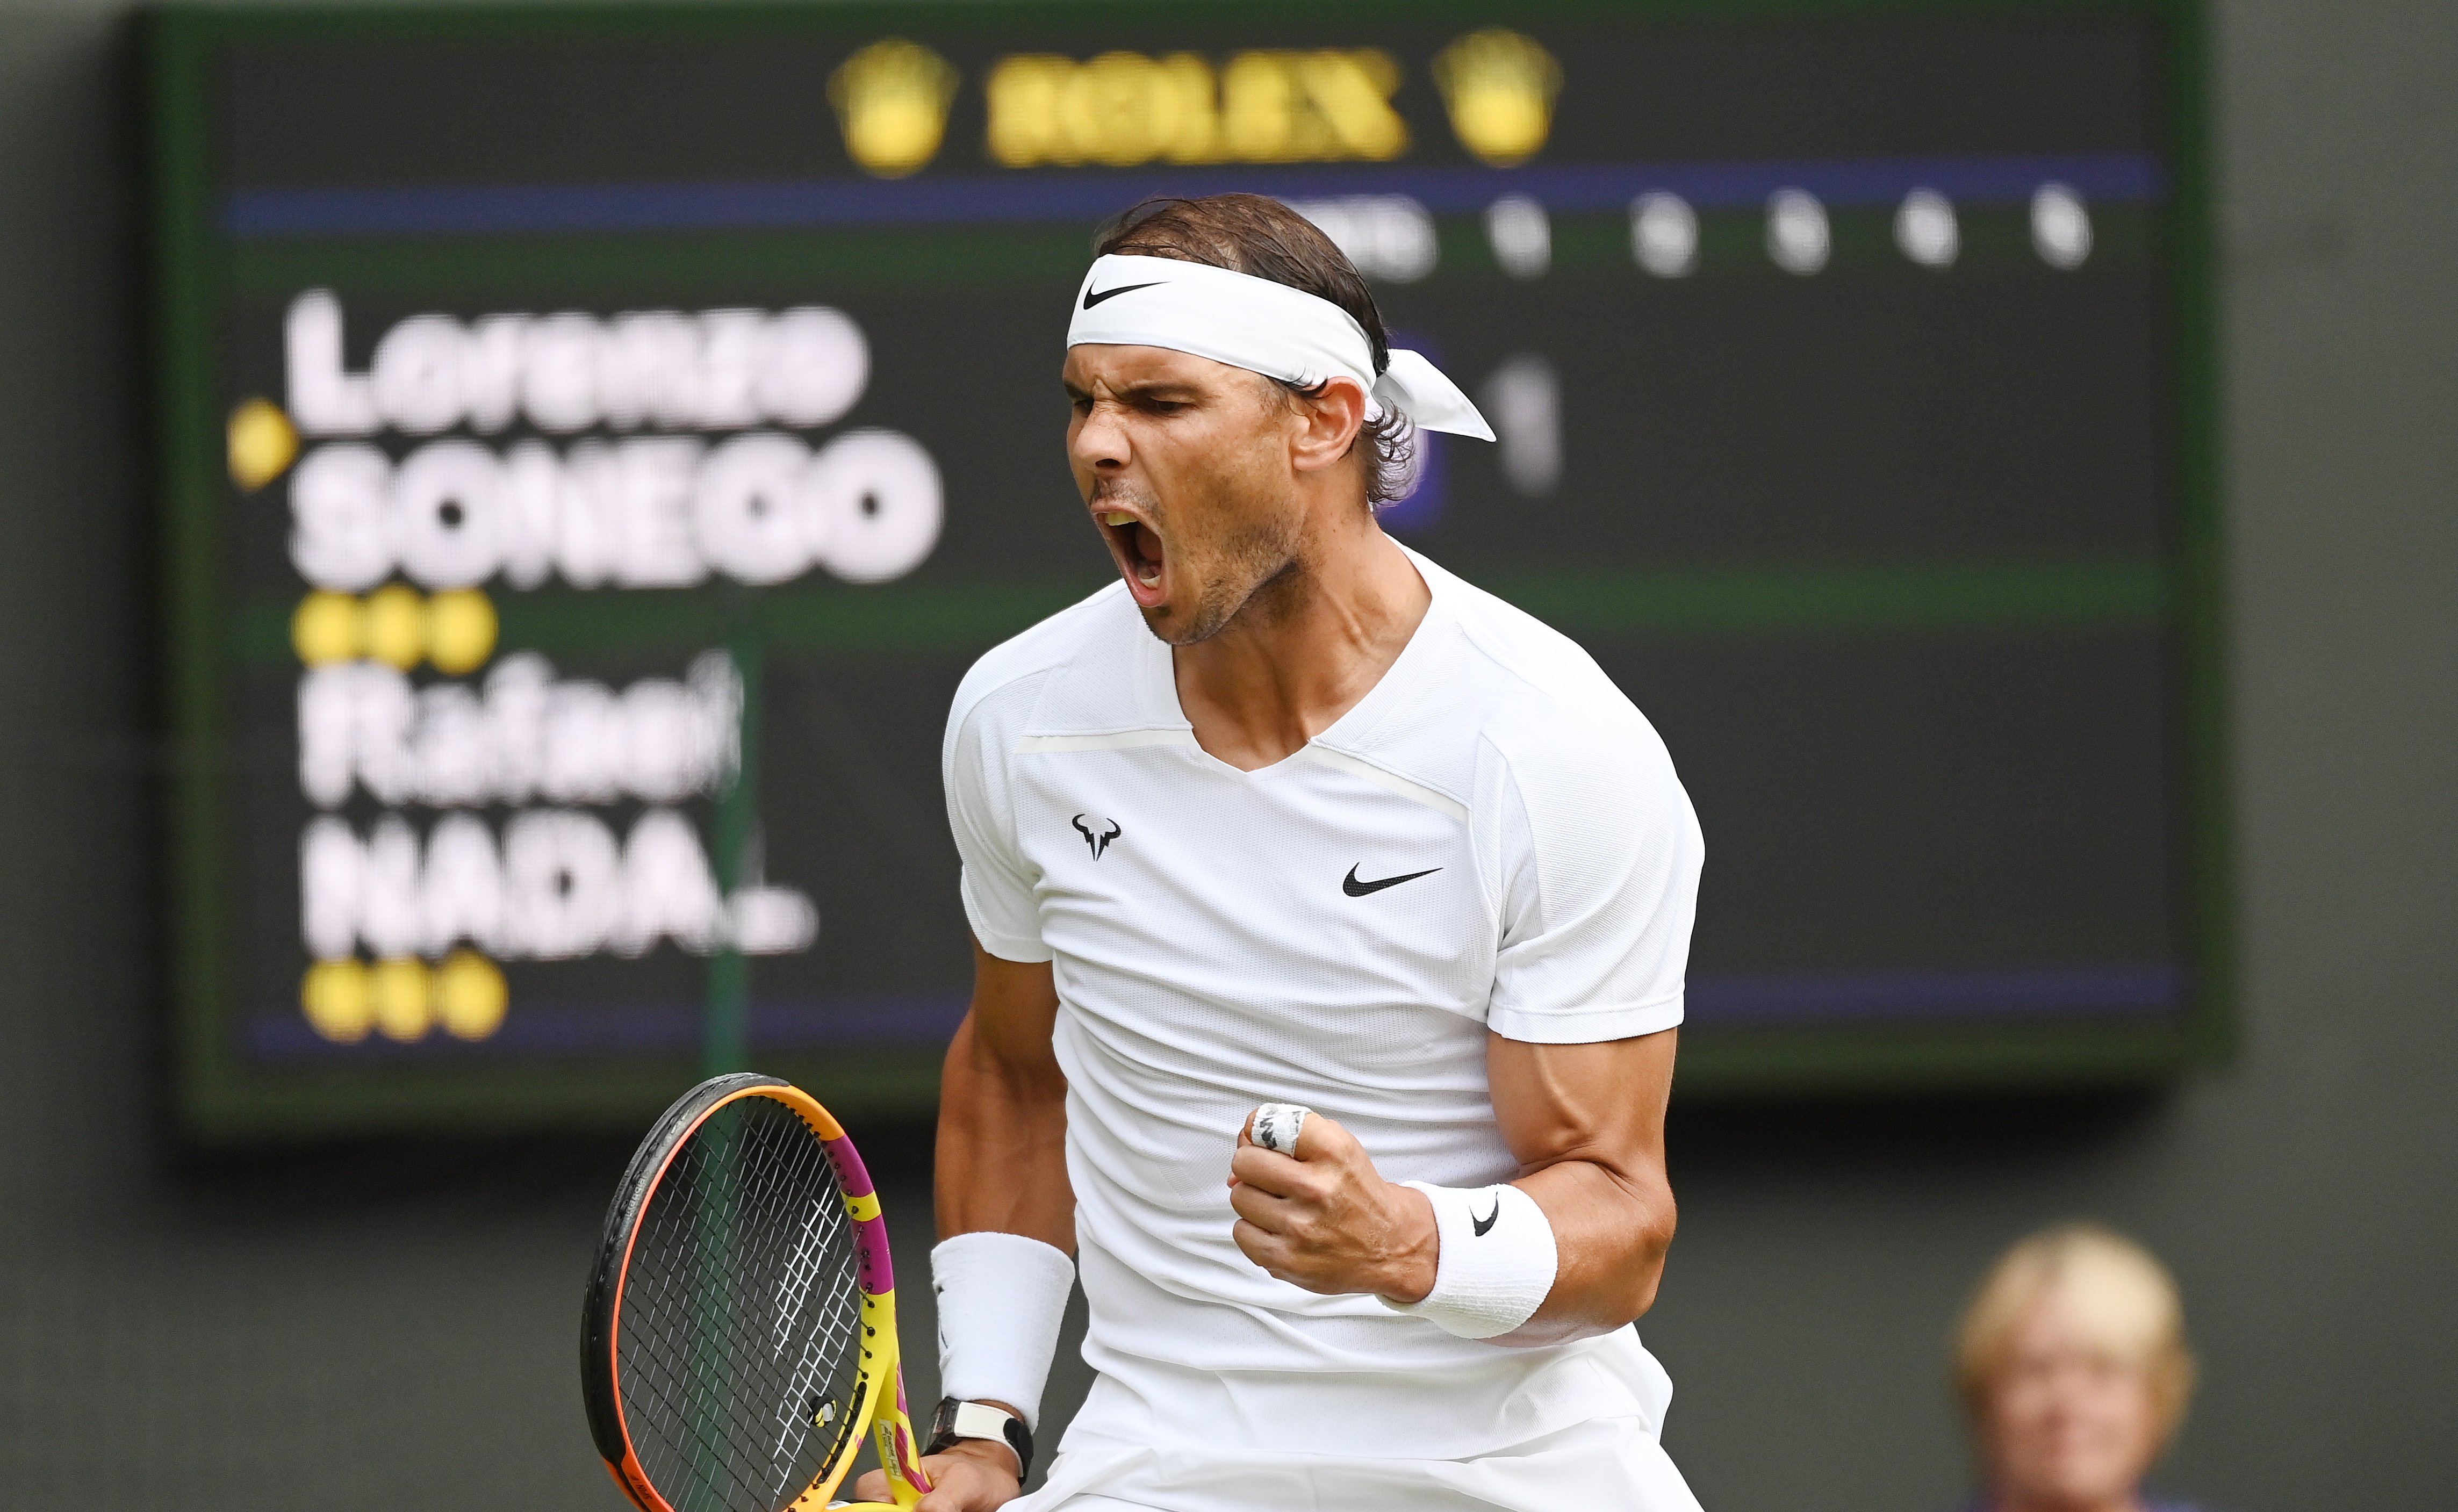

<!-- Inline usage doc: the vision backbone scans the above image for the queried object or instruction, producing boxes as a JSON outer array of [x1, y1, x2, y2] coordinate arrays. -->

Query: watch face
[[928, 1396, 964, 1445]]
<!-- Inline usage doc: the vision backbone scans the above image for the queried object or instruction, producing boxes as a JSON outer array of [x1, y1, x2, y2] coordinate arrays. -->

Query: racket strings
[[772, 1199, 868, 1449], [627, 1109, 852, 1508], [670, 1115, 851, 1501], [626, 1127, 787, 1503], [617, 1098, 867, 1512]]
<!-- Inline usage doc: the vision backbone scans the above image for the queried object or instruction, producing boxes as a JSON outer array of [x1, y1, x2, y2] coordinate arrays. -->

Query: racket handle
[[874, 1361, 932, 1508]]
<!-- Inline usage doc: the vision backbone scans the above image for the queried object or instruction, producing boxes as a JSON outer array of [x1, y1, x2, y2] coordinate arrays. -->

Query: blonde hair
[[1953, 1222, 2197, 1441]]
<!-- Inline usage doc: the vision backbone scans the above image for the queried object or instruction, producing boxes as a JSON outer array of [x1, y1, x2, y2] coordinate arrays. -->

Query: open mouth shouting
[[1097, 507, 1169, 609]]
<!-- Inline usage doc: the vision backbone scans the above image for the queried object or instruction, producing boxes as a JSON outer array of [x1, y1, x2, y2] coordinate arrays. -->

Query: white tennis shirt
[[942, 548, 1704, 1465]]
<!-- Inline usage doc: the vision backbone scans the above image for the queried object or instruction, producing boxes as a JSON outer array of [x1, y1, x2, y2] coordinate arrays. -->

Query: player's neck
[[1171, 504, 1429, 773]]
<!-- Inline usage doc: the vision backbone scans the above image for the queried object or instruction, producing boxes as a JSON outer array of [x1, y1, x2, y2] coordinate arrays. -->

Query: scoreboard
[[147, 1, 2223, 1136]]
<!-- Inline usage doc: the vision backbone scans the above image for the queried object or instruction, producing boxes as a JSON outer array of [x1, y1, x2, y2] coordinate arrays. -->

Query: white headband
[[1066, 254, 1495, 441]]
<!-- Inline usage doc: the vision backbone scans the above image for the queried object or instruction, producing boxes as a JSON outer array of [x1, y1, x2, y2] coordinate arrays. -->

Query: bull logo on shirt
[[1072, 813, 1122, 859]]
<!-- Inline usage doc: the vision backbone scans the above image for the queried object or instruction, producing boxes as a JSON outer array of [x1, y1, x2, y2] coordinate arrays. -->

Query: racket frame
[[582, 1072, 932, 1512]]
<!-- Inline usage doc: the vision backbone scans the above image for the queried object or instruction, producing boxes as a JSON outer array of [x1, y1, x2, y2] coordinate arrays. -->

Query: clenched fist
[[1228, 1107, 1438, 1304]]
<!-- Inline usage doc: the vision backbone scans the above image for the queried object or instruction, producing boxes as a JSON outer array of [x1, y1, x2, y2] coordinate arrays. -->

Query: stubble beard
[[1102, 475, 1307, 649]]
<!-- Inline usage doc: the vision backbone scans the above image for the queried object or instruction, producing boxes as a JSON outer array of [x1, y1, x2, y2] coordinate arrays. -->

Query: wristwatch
[[925, 1396, 1034, 1482]]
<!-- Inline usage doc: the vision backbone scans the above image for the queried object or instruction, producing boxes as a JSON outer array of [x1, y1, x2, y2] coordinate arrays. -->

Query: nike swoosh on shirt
[[1081, 281, 1163, 309], [1342, 865, 1441, 897], [1472, 1198, 1500, 1237]]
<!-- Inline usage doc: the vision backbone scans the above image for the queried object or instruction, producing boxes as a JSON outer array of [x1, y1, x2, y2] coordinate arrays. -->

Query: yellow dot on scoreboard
[[226, 397, 299, 492], [301, 958, 373, 1042], [290, 590, 364, 665], [363, 584, 426, 669], [1432, 29, 1563, 168], [435, 950, 509, 1041], [830, 38, 959, 178], [370, 955, 433, 1042], [425, 588, 498, 675]]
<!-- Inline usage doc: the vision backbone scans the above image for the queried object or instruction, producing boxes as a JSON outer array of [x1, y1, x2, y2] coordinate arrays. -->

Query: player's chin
[[1140, 579, 1244, 647], [1137, 594, 1212, 649]]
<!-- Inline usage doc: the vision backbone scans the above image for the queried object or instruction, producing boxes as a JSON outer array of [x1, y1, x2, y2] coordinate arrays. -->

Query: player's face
[[1063, 343, 1309, 645]]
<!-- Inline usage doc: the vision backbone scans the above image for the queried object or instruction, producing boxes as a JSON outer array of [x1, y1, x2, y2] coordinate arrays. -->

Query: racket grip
[[872, 1371, 932, 1508]]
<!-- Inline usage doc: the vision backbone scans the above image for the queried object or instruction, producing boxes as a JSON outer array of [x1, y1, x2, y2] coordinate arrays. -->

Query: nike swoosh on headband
[[1066, 254, 1496, 441], [1081, 281, 1164, 309]]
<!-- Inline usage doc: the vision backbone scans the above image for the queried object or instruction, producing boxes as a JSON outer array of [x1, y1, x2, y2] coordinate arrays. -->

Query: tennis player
[[856, 193, 1705, 1511]]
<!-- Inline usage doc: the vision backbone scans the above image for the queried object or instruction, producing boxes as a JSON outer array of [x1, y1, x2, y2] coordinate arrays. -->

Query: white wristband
[[931, 1231, 1075, 1430], [1379, 1180, 1558, 1341]]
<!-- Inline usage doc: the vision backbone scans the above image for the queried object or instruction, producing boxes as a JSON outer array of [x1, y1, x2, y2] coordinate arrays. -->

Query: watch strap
[[925, 1396, 1033, 1482]]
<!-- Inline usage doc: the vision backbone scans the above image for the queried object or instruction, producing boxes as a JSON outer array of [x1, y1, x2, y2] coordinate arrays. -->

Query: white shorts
[[1009, 1414, 1705, 1512]]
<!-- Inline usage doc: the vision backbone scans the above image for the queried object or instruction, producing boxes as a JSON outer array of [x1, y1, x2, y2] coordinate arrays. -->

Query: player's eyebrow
[[1063, 377, 1208, 405]]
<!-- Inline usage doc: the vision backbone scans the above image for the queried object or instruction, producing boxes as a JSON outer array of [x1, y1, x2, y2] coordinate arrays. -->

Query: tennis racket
[[582, 1073, 932, 1512]]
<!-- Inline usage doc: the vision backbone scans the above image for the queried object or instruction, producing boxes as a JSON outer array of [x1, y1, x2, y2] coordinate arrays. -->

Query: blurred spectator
[[1951, 1223, 2210, 1512]]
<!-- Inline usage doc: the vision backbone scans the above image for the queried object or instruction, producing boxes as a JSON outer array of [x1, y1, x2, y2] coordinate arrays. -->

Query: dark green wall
[[2, 3, 2449, 1506]]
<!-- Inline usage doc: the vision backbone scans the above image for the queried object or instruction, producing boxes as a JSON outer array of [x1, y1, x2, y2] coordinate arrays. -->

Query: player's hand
[[849, 1438, 1020, 1510], [1228, 1108, 1438, 1303]]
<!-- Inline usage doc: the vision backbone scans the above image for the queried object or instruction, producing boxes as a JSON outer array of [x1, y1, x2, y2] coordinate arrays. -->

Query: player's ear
[[1289, 377, 1368, 476]]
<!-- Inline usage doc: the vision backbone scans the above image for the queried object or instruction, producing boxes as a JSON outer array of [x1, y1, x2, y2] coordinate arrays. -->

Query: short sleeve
[[1482, 709, 1703, 1043], [941, 692, 1052, 963]]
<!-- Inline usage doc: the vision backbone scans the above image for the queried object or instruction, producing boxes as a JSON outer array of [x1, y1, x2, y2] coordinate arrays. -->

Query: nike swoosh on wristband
[[1343, 864, 1441, 897], [1472, 1197, 1500, 1236], [1081, 280, 1163, 309]]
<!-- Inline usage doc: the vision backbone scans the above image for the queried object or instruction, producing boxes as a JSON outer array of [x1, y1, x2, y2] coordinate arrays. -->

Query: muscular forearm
[[892, 955, 1073, 1510], [1480, 1026, 1680, 1345], [935, 1010, 1074, 1248], [1499, 1156, 1676, 1345]]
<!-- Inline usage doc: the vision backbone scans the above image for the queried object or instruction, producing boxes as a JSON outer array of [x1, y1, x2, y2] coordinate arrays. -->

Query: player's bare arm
[[853, 943, 1069, 1510], [1228, 1028, 1678, 1344], [937, 941, 1071, 1252], [1484, 1028, 1680, 1342]]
